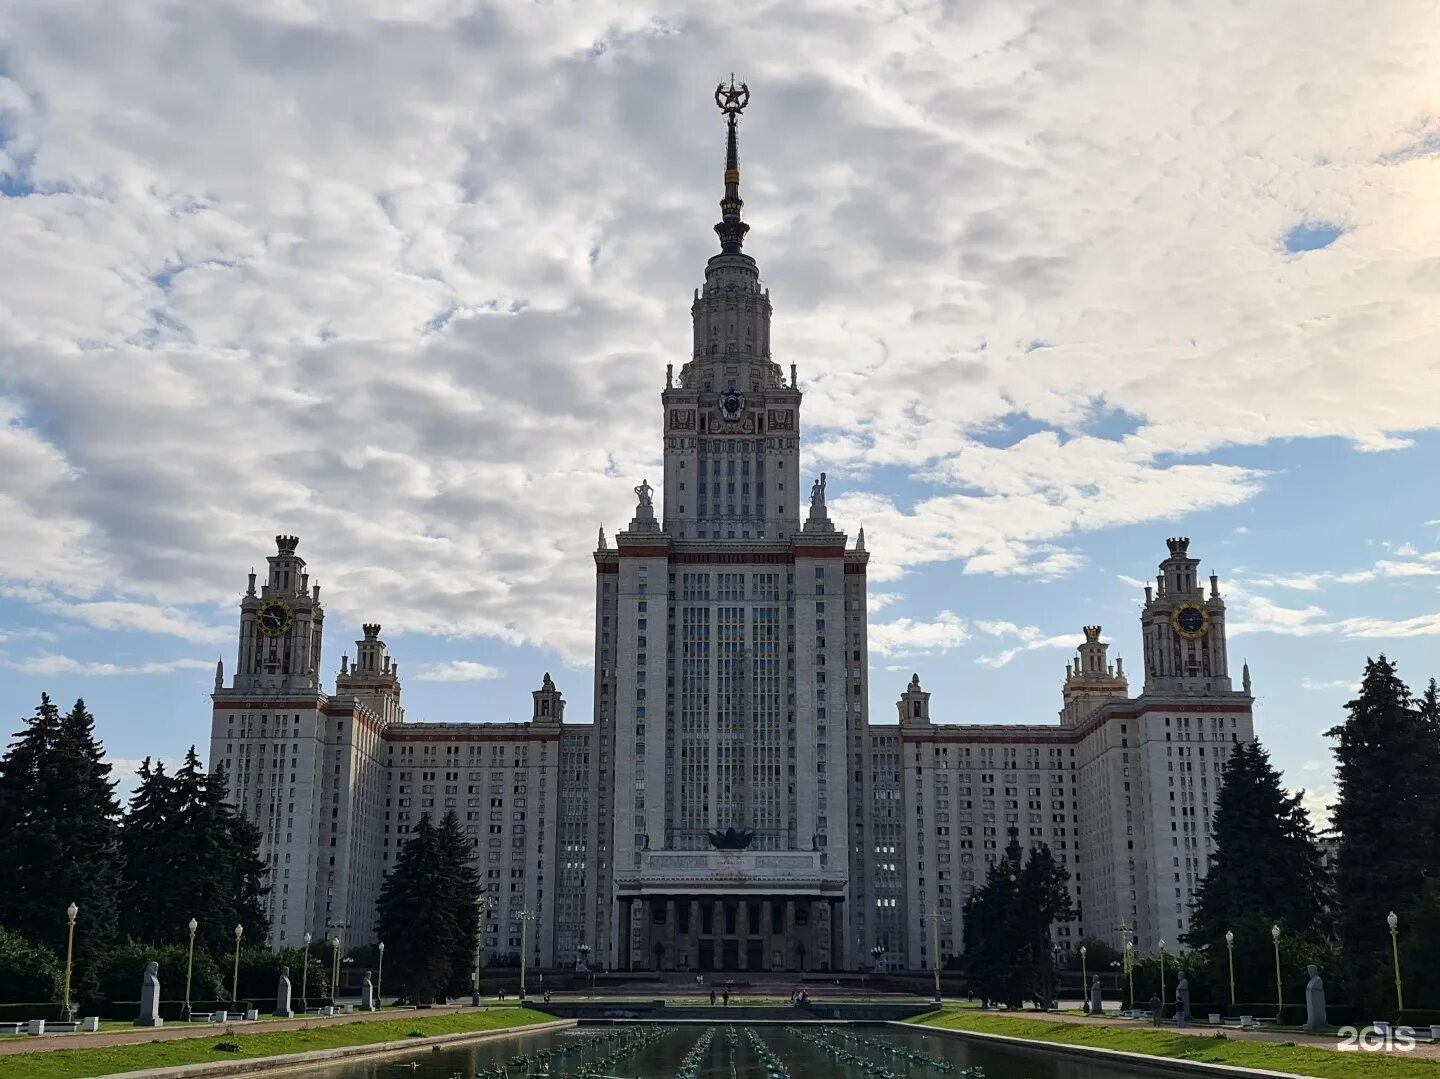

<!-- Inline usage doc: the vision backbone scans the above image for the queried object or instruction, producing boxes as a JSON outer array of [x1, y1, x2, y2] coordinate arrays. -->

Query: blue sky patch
[[1282, 221, 1343, 254]]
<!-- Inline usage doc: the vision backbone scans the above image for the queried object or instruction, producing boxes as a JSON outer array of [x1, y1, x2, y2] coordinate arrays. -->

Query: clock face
[[1171, 604, 1208, 640], [258, 599, 293, 636], [719, 391, 745, 422]]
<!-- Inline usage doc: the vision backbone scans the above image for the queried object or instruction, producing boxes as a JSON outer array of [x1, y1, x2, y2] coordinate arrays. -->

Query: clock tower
[[231, 534, 325, 694], [1140, 537, 1232, 694]]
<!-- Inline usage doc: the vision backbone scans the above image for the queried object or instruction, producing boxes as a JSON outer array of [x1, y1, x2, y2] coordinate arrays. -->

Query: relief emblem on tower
[[669, 408, 696, 430], [768, 409, 794, 430], [709, 409, 754, 433]]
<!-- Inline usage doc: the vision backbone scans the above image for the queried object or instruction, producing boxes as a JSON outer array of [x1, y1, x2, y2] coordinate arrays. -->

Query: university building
[[207, 85, 1254, 973]]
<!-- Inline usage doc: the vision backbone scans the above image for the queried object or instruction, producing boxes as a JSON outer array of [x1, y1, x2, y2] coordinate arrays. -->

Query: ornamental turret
[[1060, 626, 1128, 725]]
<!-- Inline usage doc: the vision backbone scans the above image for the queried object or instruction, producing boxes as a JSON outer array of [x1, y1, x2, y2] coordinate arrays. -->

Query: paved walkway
[[0, 1004, 486, 1057], [966, 1003, 1440, 1062]]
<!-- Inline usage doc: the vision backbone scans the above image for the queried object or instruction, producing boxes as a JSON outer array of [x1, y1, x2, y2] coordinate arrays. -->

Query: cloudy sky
[[2, 1, 1438, 821]]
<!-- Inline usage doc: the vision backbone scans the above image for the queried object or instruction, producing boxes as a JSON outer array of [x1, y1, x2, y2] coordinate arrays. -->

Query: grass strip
[[908, 1008, 1436, 1079], [0, 1007, 554, 1079]]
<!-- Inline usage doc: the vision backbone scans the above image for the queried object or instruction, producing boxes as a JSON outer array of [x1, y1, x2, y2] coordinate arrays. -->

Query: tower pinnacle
[[713, 75, 751, 255]]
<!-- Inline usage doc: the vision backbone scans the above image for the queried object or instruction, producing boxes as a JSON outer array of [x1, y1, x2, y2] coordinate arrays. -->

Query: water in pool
[[298, 1023, 1168, 1078]]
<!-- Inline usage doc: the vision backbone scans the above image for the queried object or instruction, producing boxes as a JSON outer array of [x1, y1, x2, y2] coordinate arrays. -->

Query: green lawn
[[0, 1007, 555, 1079], [909, 1008, 1437, 1079]]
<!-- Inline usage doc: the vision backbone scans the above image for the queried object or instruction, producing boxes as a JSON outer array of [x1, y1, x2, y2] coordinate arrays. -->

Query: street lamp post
[[473, 895, 495, 1006], [579, 943, 594, 998], [184, 918, 198, 1021], [1080, 945, 1088, 1003], [928, 910, 950, 1004], [62, 903, 78, 1022], [515, 907, 536, 998], [376, 942, 385, 1008], [326, 920, 347, 1001], [1123, 940, 1135, 1011], [301, 932, 312, 1013], [1224, 930, 1236, 1007], [1271, 924, 1283, 1019], [1387, 912, 1404, 1013], [1158, 940, 1167, 1011], [231, 924, 244, 1006]]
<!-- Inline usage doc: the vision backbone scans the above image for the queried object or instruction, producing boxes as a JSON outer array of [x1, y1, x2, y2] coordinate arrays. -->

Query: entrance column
[[714, 899, 725, 970], [784, 899, 797, 971], [664, 898, 677, 970], [618, 898, 631, 970], [737, 900, 749, 971], [688, 899, 701, 970]]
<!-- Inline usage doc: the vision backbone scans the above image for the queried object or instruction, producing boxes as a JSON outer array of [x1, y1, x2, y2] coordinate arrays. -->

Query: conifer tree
[[1328, 656, 1440, 1010], [0, 696, 124, 975], [1187, 739, 1330, 950], [198, 760, 269, 950], [118, 749, 267, 954], [119, 757, 183, 944], [962, 828, 1074, 1008], [434, 810, 482, 996], [375, 815, 463, 1003]]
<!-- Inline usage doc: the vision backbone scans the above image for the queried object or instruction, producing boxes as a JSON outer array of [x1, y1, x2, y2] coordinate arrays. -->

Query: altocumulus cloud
[[0, 0, 1436, 667], [413, 661, 505, 683]]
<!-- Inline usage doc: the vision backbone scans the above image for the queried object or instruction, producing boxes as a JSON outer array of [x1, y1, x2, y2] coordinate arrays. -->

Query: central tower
[[599, 81, 869, 974], [661, 78, 802, 543]]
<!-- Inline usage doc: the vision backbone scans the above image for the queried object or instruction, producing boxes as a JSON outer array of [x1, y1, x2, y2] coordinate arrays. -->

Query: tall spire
[[713, 75, 751, 255]]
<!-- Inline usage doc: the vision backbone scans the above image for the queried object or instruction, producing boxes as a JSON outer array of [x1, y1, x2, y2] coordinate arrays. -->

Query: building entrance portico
[[614, 848, 849, 972], [617, 894, 844, 973]]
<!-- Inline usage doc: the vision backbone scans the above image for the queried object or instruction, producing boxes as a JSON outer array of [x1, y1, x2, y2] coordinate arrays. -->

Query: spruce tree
[[961, 828, 1074, 1008], [434, 811, 482, 996], [0, 696, 124, 978], [196, 761, 269, 952], [1187, 739, 1330, 953], [1015, 842, 1075, 1004], [117, 749, 267, 955], [119, 758, 183, 944], [1328, 656, 1440, 1011], [375, 815, 462, 1003]]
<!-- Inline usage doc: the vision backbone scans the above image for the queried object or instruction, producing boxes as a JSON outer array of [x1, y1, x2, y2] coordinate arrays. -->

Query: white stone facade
[[207, 111, 1253, 967]]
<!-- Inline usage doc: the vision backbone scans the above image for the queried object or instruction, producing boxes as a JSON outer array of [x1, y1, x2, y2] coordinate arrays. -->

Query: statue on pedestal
[[1304, 965, 1327, 1031], [810, 473, 827, 514], [135, 962, 163, 1027], [1089, 974, 1103, 1016], [274, 966, 293, 1018]]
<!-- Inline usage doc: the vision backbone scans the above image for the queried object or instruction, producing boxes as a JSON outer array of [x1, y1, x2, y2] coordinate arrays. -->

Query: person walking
[[709, 989, 716, 1006]]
